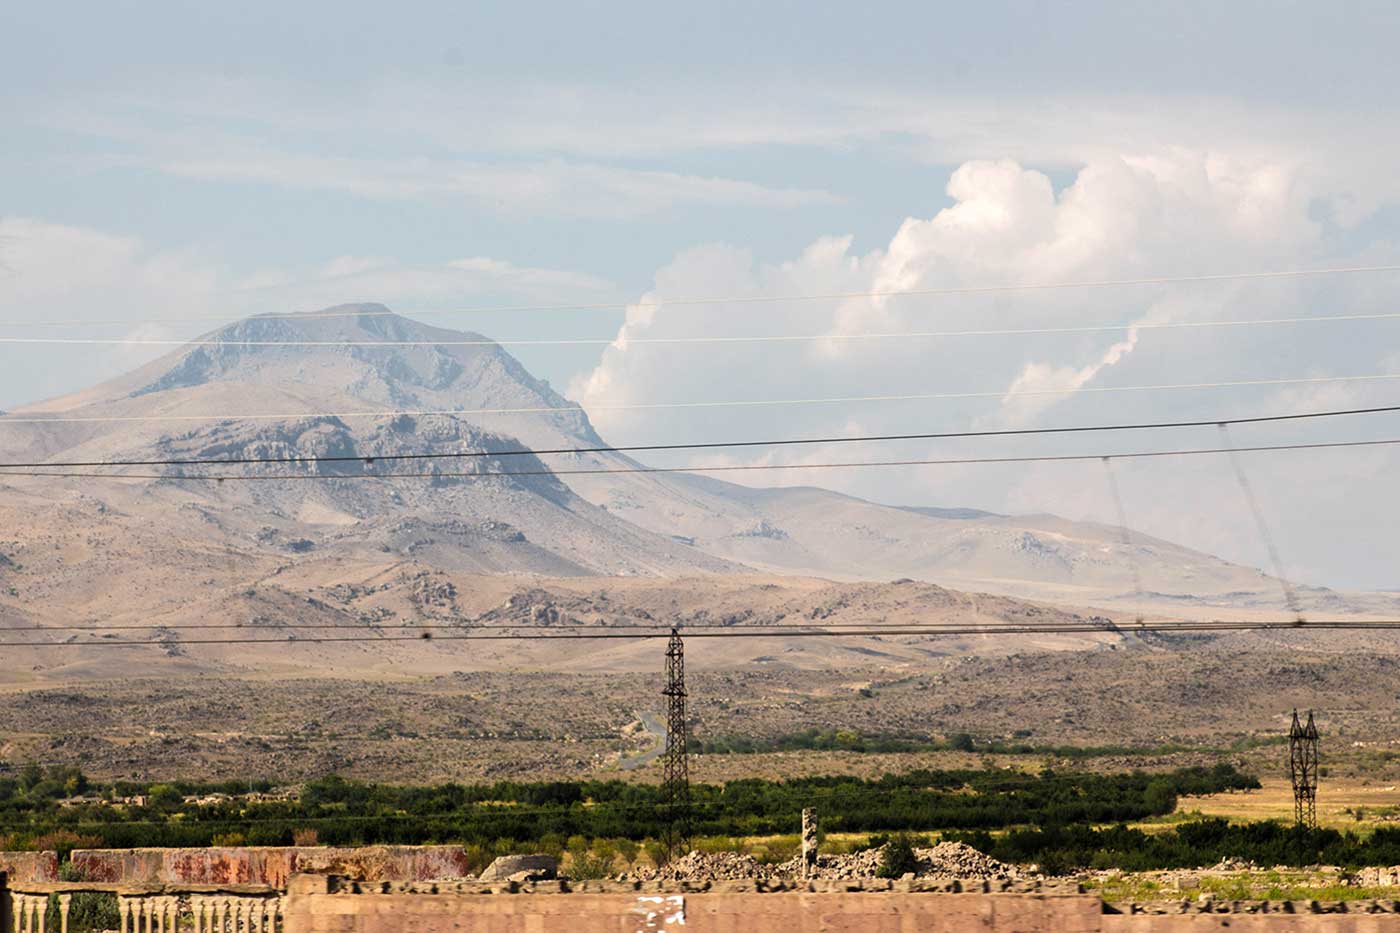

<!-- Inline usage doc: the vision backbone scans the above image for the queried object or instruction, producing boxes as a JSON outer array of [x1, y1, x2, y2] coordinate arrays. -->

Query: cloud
[[247, 253, 618, 308], [138, 150, 841, 219], [40, 75, 1400, 229], [0, 216, 620, 402], [1000, 329, 1139, 424], [569, 151, 1400, 588]]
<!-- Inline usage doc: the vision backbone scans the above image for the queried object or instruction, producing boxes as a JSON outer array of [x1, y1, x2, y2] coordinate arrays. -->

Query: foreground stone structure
[[0, 854, 57, 885], [280, 877, 1400, 932], [7, 872, 1400, 932], [69, 845, 474, 887]]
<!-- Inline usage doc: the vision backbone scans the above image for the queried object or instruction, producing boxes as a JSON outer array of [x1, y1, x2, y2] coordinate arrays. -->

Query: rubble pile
[[623, 841, 1023, 884], [1355, 866, 1400, 887], [775, 841, 1020, 882], [628, 850, 768, 882], [917, 841, 1021, 881]]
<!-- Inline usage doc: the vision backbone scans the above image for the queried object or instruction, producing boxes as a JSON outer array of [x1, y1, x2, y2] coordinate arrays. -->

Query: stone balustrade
[[4, 884, 282, 933]]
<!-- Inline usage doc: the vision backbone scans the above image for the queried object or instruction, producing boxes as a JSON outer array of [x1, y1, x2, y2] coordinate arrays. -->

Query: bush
[[876, 834, 919, 878], [615, 838, 640, 868], [31, 830, 101, 860], [292, 827, 320, 846], [642, 838, 669, 868], [49, 892, 119, 933], [1144, 778, 1178, 815], [566, 837, 613, 880]]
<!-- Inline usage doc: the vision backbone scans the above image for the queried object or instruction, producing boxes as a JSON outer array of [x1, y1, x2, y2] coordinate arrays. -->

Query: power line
[[3, 402, 1394, 471], [0, 619, 1397, 649], [4, 372, 1400, 426], [5, 309, 1400, 348], [1, 618, 1129, 634], [2, 437, 1398, 483], [7, 263, 1400, 329], [1219, 423, 1303, 620]]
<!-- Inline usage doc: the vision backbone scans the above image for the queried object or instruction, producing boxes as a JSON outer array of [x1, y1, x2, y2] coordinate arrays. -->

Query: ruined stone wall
[[277, 877, 1400, 933], [70, 846, 474, 886], [282, 886, 1104, 933], [1105, 918, 1400, 931], [0, 852, 58, 884]]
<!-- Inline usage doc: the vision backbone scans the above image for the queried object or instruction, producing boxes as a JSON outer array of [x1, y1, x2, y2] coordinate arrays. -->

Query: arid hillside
[[0, 304, 1384, 650]]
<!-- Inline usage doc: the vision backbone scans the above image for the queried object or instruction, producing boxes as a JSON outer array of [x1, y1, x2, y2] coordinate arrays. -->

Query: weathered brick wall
[[70, 846, 474, 886], [278, 879, 1400, 933], [0, 852, 58, 884], [1105, 918, 1400, 931], [282, 887, 1104, 932]]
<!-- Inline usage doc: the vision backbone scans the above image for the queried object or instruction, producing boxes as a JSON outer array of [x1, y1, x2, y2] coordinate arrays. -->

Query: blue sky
[[4, 1, 1400, 588]]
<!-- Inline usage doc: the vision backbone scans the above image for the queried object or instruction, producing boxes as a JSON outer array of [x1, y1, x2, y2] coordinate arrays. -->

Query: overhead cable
[[6, 263, 1399, 329], [1, 618, 1398, 648], [4, 372, 1400, 426], [2, 402, 1394, 470], [2, 437, 1398, 483], [4, 309, 1400, 347]]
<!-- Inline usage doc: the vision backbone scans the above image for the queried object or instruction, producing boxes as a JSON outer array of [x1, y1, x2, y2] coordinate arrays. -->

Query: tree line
[[0, 762, 1254, 851]]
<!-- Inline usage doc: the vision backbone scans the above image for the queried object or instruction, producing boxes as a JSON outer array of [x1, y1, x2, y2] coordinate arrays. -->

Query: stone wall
[[1105, 918, 1400, 931], [281, 881, 1104, 933], [276, 877, 1400, 933], [0, 852, 58, 884], [70, 846, 474, 887]]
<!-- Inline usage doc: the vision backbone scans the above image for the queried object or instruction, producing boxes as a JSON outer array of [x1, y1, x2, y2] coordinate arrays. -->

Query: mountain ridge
[[1, 304, 1389, 626]]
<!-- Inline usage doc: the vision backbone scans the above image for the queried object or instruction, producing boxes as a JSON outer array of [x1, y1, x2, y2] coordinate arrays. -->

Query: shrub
[[642, 838, 669, 868], [292, 827, 320, 846], [876, 834, 919, 878], [615, 838, 640, 868], [30, 830, 101, 860], [566, 837, 613, 880]]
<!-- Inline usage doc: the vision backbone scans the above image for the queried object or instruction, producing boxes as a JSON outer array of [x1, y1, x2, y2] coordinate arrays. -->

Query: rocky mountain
[[0, 303, 1383, 670]]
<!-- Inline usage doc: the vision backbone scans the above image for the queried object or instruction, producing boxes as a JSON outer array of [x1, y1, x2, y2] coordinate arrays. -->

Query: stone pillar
[[56, 895, 70, 933], [801, 808, 818, 879]]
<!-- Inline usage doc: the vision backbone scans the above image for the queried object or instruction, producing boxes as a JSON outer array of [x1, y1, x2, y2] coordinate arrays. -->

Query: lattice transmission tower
[[1288, 709, 1319, 828], [661, 628, 691, 858]]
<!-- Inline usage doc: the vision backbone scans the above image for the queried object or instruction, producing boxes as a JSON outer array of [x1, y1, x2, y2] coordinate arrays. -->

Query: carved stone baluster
[[56, 894, 71, 933]]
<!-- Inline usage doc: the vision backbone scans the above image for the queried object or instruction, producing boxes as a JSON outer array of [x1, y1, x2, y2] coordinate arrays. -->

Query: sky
[[3, 1, 1400, 589]]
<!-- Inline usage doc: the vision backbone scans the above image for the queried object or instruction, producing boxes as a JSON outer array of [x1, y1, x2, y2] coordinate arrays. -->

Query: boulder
[[477, 854, 557, 882]]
